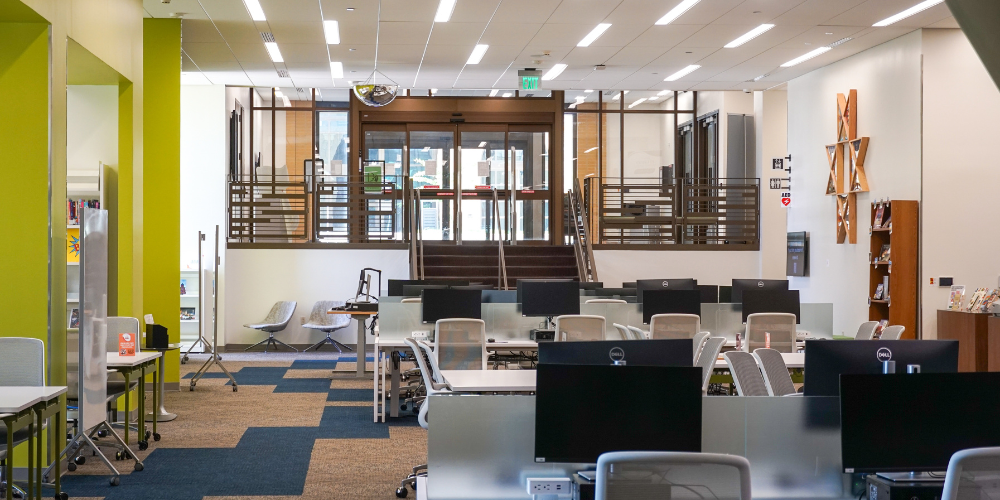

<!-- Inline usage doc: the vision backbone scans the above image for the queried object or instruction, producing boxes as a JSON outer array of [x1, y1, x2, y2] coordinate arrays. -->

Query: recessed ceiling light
[[612, 92, 621, 101], [724, 24, 774, 48], [349, 48, 356, 51], [584, 89, 594, 93], [655, 0, 701, 25], [752, 73, 769, 82], [435, 0, 456, 22], [323, 20, 340, 44], [578, 23, 612, 47], [264, 42, 284, 62], [873, 0, 944, 27], [467, 44, 489, 65], [825, 32, 833, 35], [489, 89, 499, 97], [502, 92, 513, 97], [628, 98, 647, 108], [346, 7, 355, 11], [657, 90, 671, 96], [431, 88, 438, 94], [584, 147, 598, 153], [664, 64, 700, 81], [330, 61, 344, 79], [241, 0, 266, 21], [478, 141, 488, 148], [542, 63, 567, 81], [781, 46, 831, 67], [829, 37, 852, 47]]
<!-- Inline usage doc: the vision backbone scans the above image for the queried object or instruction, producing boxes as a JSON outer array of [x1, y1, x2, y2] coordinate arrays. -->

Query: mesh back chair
[[595, 451, 752, 500], [302, 301, 352, 352], [744, 313, 797, 353], [696, 337, 726, 393], [433, 319, 487, 371], [105, 317, 141, 413], [691, 331, 710, 362], [554, 315, 607, 341], [612, 323, 633, 340], [649, 314, 701, 340], [396, 338, 452, 498], [586, 299, 627, 304], [401, 298, 421, 303], [879, 325, 905, 340], [0, 338, 44, 498], [855, 321, 879, 340], [244, 301, 297, 352], [628, 326, 647, 340], [941, 447, 1000, 500], [724, 351, 769, 396], [752, 348, 798, 396]]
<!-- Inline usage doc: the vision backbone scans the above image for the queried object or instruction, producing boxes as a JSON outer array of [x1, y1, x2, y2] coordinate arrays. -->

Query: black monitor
[[534, 364, 702, 464], [803, 340, 959, 396], [577, 282, 605, 291], [642, 290, 701, 324], [841, 373, 1000, 473], [719, 286, 733, 303], [730, 279, 788, 303], [516, 279, 577, 303], [389, 279, 469, 296], [695, 284, 719, 304], [636, 278, 697, 302], [421, 288, 482, 323], [741, 290, 800, 323], [519, 280, 580, 317], [594, 288, 637, 298], [538, 339, 693, 367], [622, 282, 637, 288]]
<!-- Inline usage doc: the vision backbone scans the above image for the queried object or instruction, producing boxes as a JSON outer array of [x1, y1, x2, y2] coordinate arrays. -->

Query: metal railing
[[568, 178, 599, 282], [491, 187, 509, 289], [229, 178, 310, 241], [583, 177, 759, 249]]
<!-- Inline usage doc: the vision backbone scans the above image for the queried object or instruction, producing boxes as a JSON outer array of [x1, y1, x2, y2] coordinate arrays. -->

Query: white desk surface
[[0, 386, 68, 413], [441, 370, 536, 392], [714, 352, 804, 369], [376, 338, 538, 350], [107, 351, 162, 367]]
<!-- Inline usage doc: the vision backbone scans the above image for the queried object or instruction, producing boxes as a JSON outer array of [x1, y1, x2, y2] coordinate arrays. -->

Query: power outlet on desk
[[527, 478, 572, 498]]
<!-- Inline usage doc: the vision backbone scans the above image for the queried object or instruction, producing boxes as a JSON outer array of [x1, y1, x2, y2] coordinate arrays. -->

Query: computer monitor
[[803, 340, 959, 396], [636, 278, 697, 302], [515, 279, 577, 303], [577, 282, 605, 291], [520, 280, 580, 318], [730, 279, 788, 303], [741, 290, 800, 323], [421, 289, 482, 323], [695, 284, 719, 304], [594, 288, 637, 298], [538, 339, 693, 367], [534, 364, 702, 464], [642, 290, 701, 324], [841, 373, 1000, 473], [389, 279, 469, 296], [719, 286, 733, 303]]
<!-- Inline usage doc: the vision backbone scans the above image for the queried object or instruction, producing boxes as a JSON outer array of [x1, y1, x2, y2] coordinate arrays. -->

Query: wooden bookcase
[[868, 200, 918, 338]]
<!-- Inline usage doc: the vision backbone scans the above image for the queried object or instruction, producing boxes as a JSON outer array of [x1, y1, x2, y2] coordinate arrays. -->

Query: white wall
[[594, 250, 760, 288], [787, 31, 923, 338], [920, 28, 1000, 338], [224, 249, 410, 346], [67, 85, 118, 174], [755, 90, 789, 279], [180, 85, 227, 270]]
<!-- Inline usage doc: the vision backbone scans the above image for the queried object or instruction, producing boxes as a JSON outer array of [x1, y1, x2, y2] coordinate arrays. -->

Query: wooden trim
[[552, 90, 564, 245], [227, 242, 409, 250]]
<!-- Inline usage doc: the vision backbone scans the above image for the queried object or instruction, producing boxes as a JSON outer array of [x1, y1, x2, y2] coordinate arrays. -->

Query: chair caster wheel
[[138, 441, 149, 451], [233, 385, 238, 392], [400, 404, 408, 411], [134, 462, 144, 471], [145, 430, 152, 440], [396, 487, 409, 498], [97, 430, 107, 438], [66, 463, 77, 472], [153, 433, 161, 441], [181, 356, 188, 364], [74, 456, 86, 465], [56, 491, 69, 500], [110, 476, 120, 486]]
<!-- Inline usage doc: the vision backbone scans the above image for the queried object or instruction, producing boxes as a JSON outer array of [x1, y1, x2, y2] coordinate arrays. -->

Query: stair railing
[[571, 178, 599, 282], [407, 181, 425, 280], [492, 187, 509, 290]]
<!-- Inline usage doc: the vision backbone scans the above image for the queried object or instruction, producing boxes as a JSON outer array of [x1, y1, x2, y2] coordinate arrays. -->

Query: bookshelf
[[67, 164, 105, 332], [868, 199, 918, 339]]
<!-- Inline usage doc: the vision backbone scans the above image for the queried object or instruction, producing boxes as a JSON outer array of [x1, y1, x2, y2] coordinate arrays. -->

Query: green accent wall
[[143, 18, 181, 384]]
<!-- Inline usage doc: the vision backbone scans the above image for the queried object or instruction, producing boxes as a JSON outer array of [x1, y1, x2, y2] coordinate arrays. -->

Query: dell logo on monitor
[[662, 281, 669, 287], [757, 281, 765, 288], [876, 347, 893, 362], [609, 347, 626, 365]]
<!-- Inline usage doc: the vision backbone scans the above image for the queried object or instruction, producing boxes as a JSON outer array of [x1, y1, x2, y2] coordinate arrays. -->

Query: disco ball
[[353, 84, 399, 107]]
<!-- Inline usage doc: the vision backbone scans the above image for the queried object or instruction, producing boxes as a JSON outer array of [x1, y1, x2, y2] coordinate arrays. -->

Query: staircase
[[417, 242, 579, 288]]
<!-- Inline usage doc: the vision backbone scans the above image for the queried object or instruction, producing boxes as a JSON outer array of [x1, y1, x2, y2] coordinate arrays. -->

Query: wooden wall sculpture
[[827, 90, 870, 244]]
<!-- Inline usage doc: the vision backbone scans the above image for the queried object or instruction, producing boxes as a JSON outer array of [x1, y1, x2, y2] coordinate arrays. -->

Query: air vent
[[829, 37, 852, 47], [295, 87, 305, 93], [750, 73, 769, 82], [277, 69, 289, 78], [260, 32, 275, 43]]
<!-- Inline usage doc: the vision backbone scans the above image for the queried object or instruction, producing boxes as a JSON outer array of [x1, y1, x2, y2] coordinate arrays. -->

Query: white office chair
[[595, 451, 752, 500], [396, 338, 451, 498], [696, 337, 726, 393], [724, 351, 769, 396], [244, 301, 298, 352], [649, 313, 701, 339], [879, 325, 905, 340], [0, 338, 44, 498], [941, 447, 1000, 500], [627, 325, 648, 340], [401, 297, 421, 304], [586, 299, 627, 304], [855, 321, 879, 340], [554, 315, 606, 341], [433, 319, 487, 370], [744, 313, 797, 353], [612, 323, 633, 340], [752, 348, 799, 396], [691, 331, 710, 362], [302, 300, 353, 352]]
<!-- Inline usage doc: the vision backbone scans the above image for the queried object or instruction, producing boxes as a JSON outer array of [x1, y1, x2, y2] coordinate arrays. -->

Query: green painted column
[[143, 18, 181, 386]]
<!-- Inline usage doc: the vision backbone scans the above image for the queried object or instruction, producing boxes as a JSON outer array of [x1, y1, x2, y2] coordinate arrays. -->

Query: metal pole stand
[[190, 226, 238, 392], [182, 232, 217, 364]]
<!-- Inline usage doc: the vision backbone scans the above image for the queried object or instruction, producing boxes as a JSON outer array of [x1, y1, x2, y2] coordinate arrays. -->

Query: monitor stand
[[875, 472, 944, 482], [576, 470, 597, 482]]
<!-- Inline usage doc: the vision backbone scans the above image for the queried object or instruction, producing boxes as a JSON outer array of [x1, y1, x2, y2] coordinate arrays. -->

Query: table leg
[[373, 347, 380, 423], [147, 354, 177, 422], [5, 418, 13, 500], [26, 418, 32, 500], [152, 363, 158, 437], [356, 318, 366, 378], [54, 405, 61, 500], [390, 351, 401, 418], [138, 366, 146, 443], [123, 371, 130, 445]]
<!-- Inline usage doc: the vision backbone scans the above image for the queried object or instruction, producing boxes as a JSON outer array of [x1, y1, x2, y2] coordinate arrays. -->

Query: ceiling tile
[[429, 22, 488, 45], [214, 20, 264, 44], [825, 0, 951, 28], [604, 46, 663, 67], [451, 0, 503, 23], [179, 20, 225, 43], [279, 43, 331, 63], [183, 42, 240, 63], [491, 0, 562, 23], [772, 0, 867, 25], [228, 42, 273, 63], [268, 21, 324, 44], [258, 0, 320, 22], [710, 0, 806, 25], [627, 24, 703, 48], [377, 21, 434, 45], [479, 23, 541, 47], [379, 0, 437, 22], [546, 0, 621, 24]]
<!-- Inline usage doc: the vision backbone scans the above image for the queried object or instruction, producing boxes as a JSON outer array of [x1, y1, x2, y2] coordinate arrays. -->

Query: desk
[[107, 352, 162, 446], [714, 352, 804, 369], [441, 370, 536, 392], [0, 386, 66, 500], [327, 310, 377, 378], [144, 343, 181, 422]]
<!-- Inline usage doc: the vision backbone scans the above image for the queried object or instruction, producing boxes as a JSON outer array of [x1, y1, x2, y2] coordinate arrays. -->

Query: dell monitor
[[841, 373, 1000, 475], [516, 279, 577, 303], [730, 279, 788, 303], [594, 288, 637, 299], [696, 284, 719, 304], [637, 279, 698, 302], [388, 279, 469, 296], [578, 282, 605, 291], [421, 288, 482, 324], [642, 290, 701, 324], [803, 340, 959, 396], [538, 339, 693, 367], [534, 364, 702, 464], [741, 290, 800, 323], [519, 280, 580, 318]]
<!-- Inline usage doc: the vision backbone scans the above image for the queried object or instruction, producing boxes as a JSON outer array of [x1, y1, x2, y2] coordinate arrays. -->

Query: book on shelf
[[873, 204, 885, 228], [948, 285, 966, 311], [966, 287, 1000, 313], [180, 279, 187, 296], [180, 307, 196, 320], [883, 276, 890, 301], [883, 214, 891, 229], [877, 244, 891, 263], [70, 308, 80, 329], [67, 199, 101, 226], [874, 319, 889, 337], [873, 283, 885, 300]]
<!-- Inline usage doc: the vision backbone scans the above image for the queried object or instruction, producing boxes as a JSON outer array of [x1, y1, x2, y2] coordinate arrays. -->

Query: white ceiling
[[149, 0, 957, 92]]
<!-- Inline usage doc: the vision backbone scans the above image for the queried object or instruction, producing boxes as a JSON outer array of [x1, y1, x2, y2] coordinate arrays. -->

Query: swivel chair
[[395, 338, 452, 498], [724, 351, 769, 396], [854, 321, 879, 340], [302, 301, 352, 352], [554, 315, 606, 341], [595, 451, 752, 500], [941, 447, 1000, 500], [744, 313, 797, 353], [696, 337, 726, 393], [244, 301, 297, 352], [879, 325, 905, 340], [752, 348, 799, 396], [0, 338, 44, 498]]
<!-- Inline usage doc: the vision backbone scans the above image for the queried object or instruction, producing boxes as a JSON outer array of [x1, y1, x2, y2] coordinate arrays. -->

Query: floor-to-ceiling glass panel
[[459, 131, 506, 189], [509, 131, 549, 190], [410, 130, 455, 240], [460, 199, 507, 241], [516, 200, 549, 241], [364, 130, 406, 239]]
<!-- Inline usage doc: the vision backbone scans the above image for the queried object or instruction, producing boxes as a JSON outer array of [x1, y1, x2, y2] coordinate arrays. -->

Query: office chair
[[401, 297, 421, 303], [433, 319, 487, 370], [612, 323, 633, 340], [855, 321, 879, 340], [696, 337, 726, 393], [554, 315, 606, 341], [106, 317, 142, 436], [941, 447, 1000, 500], [879, 325, 905, 340], [691, 331, 710, 362], [244, 301, 297, 352], [752, 348, 799, 396], [724, 351, 769, 396], [649, 314, 701, 339], [302, 301, 353, 352], [395, 338, 452, 498], [744, 313, 797, 353], [595, 451, 752, 500], [0, 337, 44, 498], [627, 325, 647, 340], [585, 298, 627, 304]]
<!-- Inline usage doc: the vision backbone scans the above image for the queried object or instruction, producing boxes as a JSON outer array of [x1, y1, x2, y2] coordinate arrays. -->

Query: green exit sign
[[518, 70, 543, 91]]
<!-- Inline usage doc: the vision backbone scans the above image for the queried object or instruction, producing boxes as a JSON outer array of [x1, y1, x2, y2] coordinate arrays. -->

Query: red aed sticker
[[119, 333, 136, 356]]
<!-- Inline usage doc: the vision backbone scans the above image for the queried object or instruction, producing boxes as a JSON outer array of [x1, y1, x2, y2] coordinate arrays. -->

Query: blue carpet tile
[[289, 359, 340, 370], [326, 388, 371, 402], [181, 366, 332, 393]]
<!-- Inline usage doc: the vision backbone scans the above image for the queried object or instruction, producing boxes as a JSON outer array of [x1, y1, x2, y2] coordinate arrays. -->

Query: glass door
[[459, 126, 507, 242], [509, 126, 551, 242], [409, 127, 456, 240]]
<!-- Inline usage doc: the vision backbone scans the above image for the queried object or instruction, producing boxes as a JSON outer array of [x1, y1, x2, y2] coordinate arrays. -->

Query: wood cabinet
[[937, 309, 990, 372], [988, 316, 1000, 372], [868, 200, 918, 338]]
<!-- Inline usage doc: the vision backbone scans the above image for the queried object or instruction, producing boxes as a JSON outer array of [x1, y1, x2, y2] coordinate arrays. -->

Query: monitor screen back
[[730, 279, 788, 303], [803, 340, 959, 396], [520, 281, 581, 317], [421, 289, 482, 323], [538, 339, 693, 367], [636, 278, 697, 302], [741, 290, 800, 323], [642, 290, 701, 324]]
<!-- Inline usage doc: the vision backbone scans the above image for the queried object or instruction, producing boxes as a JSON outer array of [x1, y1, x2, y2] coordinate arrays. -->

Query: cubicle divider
[[427, 395, 850, 500]]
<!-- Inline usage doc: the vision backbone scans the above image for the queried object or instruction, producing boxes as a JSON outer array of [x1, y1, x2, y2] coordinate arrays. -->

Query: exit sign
[[518, 70, 542, 91]]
